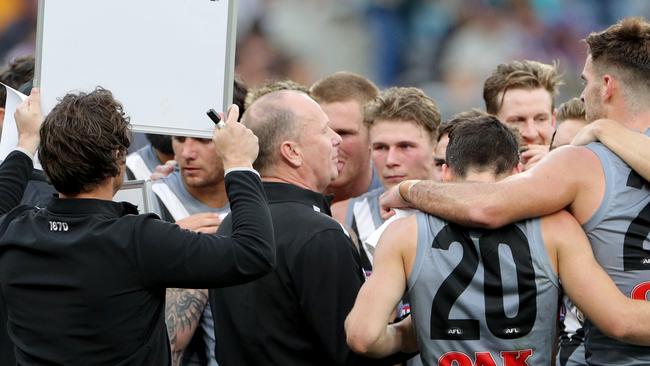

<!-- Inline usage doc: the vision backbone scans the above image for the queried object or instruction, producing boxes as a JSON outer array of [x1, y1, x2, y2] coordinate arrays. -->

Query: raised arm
[[572, 118, 650, 181], [138, 169, 274, 288], [380, 146, 599, 228], [543, 211, 650, 345], [345, 216, 417, 357], [137, 105, 275, 287], [0, 88, 42, 214]]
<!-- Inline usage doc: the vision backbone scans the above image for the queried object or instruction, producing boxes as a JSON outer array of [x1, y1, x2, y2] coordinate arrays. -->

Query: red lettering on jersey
[[439, 352, 472, 366], [631, 282, 650, 300], [502, 349, 533, 366], [439, 350, 532, 366], [474, 352, 497, 366]]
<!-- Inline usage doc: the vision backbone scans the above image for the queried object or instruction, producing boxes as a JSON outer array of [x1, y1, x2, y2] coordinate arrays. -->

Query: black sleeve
[[0, 150, 33, 215], [292, 229, 415, 366], [291, 229, 367, 365], [135, 170, 275, 288]]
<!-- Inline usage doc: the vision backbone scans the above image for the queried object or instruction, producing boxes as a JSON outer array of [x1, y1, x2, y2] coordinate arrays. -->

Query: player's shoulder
[[542, 144, 600, 170], [540, 209, 583, 248], [379, 215, 418, 250], [541, 210, 579, 231]]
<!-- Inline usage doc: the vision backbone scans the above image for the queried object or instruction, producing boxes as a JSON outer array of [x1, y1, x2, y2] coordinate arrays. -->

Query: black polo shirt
[[0, 171, 274, 365], [211, 182, 405, 366], [0, 150, 34, 366]]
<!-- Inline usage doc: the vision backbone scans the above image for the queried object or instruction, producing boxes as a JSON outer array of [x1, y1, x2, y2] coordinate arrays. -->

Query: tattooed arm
[[165, 288, 208, 365]]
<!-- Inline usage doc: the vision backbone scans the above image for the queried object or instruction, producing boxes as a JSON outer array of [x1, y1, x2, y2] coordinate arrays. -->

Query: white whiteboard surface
[[35, 0, 236, 138]]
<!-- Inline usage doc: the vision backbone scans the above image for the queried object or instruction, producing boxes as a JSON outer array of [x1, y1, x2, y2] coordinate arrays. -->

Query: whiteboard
[[35, 0, 237, 138]]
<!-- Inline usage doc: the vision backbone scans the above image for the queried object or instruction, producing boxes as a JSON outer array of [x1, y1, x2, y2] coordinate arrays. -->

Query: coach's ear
[[280, 140, 302, 168]]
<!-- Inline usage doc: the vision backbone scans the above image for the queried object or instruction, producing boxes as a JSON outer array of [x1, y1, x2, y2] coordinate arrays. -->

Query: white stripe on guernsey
[[363, 209, 417, 265], [353, 199, 379, 243], [151, 183, 190, 221], [125, 153, 153, 181]]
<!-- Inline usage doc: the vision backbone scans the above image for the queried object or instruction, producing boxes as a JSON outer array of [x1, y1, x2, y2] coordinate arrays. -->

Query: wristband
[[398, 180, 420, 204]]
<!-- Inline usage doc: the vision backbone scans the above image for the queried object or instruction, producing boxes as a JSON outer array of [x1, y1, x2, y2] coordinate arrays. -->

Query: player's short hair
[[310, 71, 379, 106], [446, 115, 519, 178], [483, 60, 562, 115], [363, 87, 440, 142], [438, 109, 487, 142], [40, 87, 131, 195], [585, 17, 650, 100], [245, 80, 308, 109], [556, 97, 586, 123]]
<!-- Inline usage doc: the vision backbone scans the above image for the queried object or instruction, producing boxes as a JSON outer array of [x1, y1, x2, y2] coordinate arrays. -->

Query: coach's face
[[172, 136, 224, 189], [295, 95, 342, 193]]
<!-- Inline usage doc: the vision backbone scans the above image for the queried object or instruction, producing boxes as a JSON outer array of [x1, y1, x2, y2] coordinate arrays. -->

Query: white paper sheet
[[0, 83, 42, 169], [0, 83, 27, 161]]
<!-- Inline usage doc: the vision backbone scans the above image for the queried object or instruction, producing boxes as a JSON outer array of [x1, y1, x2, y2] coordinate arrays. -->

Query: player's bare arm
[[572, 118, 650, 182], [345, 216, 418, 357], [165, 288, 209, 365], [380, 146, 602, 227], [542, 211, 650, 345]]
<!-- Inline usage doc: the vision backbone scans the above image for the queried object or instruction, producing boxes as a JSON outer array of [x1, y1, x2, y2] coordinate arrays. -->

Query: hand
[[520, 144, 549, 171], [379, 182, 414, 220], [391, 315, 418, 353], [151, 160, 177, 181], [15, 88, 43, 155], [176, 212, 222, 234], [571, 119, 617, 146], [212, 104, 259, 170]]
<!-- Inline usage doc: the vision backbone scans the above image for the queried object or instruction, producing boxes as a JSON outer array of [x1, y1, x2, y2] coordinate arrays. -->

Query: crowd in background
[[2, 0, 650, 119]]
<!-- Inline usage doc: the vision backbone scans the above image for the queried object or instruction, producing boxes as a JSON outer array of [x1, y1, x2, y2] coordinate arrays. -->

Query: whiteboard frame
[[34, 0, 238, 139], [113, 179, 159, 215]]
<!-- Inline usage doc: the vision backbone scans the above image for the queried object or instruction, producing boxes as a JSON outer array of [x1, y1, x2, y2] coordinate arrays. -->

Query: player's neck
[[609, 104, 650, 132], [326, 166, 373, 203], [186, 182, 227, 209]]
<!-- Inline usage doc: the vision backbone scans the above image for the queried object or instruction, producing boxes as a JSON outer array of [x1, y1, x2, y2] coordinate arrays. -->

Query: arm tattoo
[[165, 288, 209, 357]]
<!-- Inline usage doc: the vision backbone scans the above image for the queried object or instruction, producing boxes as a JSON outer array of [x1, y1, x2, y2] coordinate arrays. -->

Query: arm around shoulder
[[576, 119, 650, 182], [402, 147, 583, 229]]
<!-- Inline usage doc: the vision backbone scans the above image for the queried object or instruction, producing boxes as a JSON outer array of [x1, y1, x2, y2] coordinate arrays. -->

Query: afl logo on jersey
[[447, 327, 463, 336], [504, 327, 520, 335]]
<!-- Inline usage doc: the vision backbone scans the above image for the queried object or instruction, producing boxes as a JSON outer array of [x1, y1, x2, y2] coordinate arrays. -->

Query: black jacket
[[0, 150, 33, 366], [211, 182, 407, 366], [0, 170, 274, 365]]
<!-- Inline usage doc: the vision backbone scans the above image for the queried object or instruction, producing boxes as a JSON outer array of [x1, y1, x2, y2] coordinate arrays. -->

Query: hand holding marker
[[207, 108, 225, 129]]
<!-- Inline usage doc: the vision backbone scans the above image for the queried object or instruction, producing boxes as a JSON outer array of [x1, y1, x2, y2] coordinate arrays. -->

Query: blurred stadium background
[[2, 0, 648, 119]]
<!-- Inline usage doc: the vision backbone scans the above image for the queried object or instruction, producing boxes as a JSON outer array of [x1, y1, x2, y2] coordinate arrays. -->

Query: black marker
[[206, 109, 225, 129]]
